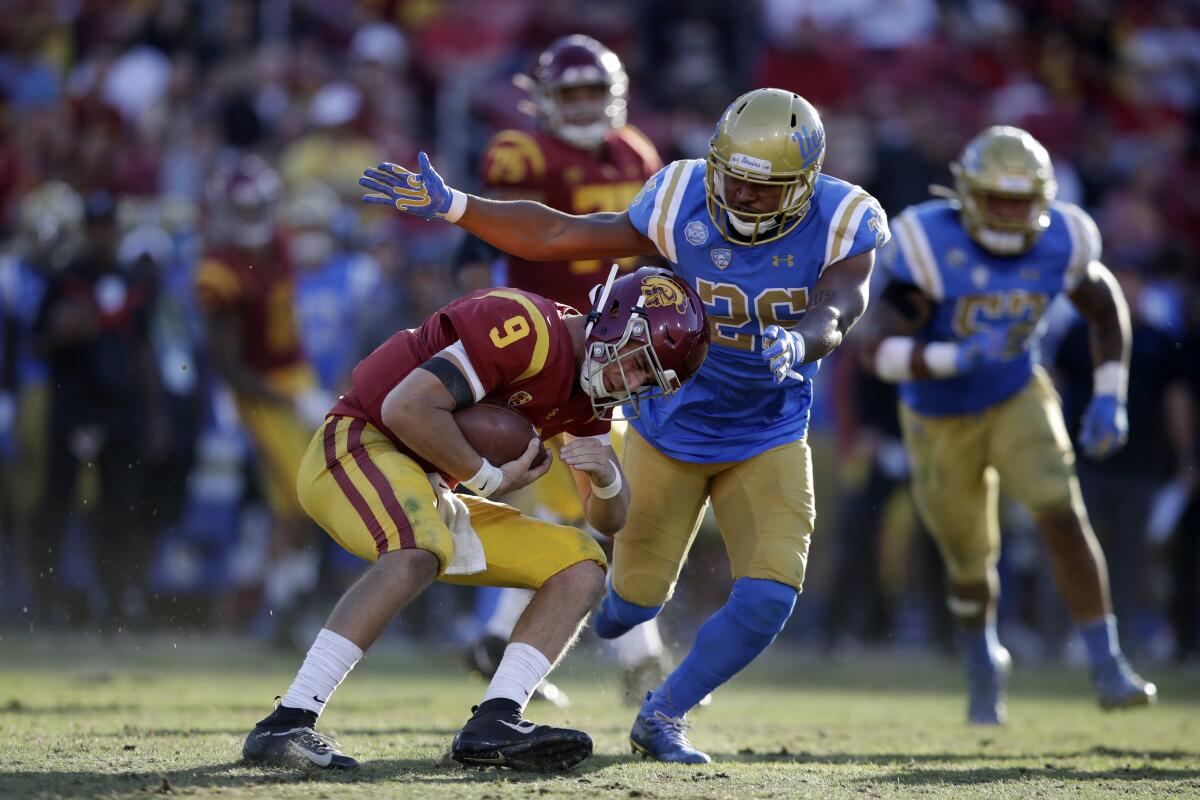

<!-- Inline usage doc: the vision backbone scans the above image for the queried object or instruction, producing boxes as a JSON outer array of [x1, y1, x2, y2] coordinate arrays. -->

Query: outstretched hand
[[360, 152, 455, 221]]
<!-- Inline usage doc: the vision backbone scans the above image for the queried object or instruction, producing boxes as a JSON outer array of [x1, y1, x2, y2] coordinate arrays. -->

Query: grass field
[[1, 635, 1197, 799]]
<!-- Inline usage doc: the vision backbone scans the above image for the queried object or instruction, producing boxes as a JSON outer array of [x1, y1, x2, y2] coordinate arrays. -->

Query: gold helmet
[[705, 88, 825, 246], [17, 181, 84, 271], [949, 125, 1056, 255]]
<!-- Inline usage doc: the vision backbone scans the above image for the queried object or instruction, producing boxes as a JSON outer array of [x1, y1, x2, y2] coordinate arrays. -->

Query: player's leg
[[245, 417, 453, 769], [594, 426, 714, 638], [441, 497, 607, 770], [628, 439, 811, 764], [899, 402, 1010, 724], [990, 368, 1155, 709]]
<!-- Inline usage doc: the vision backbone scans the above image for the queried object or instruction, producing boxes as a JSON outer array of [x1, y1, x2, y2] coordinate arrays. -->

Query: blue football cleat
[[1093, 656, 1157, 710], [630, 696, 711, 764], [966, 644, 1011, 725]]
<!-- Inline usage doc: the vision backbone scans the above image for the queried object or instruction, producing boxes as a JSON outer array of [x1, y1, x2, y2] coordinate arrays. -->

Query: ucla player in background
[[361, 87, 890, 763], [858, 126, 1155, 724]]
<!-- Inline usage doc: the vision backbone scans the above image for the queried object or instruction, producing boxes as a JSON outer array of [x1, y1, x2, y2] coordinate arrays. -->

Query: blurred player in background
[[242, 268, 708, 771], [1, 183, 81, 624], [456, 34, 668, 706], [361, 87, 890, 763], [195, 155, 333, 644], [859, 126, 1156, 724], [33, 191, 169, 630]]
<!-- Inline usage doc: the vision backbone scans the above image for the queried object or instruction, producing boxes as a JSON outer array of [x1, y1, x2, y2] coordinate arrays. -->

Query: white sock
[[481, 642, 551, 711], [281, 628, 364, 717], [611, 618, 665, 668], [484, 588, 534, 639]]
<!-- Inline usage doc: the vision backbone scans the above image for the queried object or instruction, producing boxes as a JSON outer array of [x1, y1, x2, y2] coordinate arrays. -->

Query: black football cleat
[[451, 699, 592, 771], [242, 703, 358, 769]]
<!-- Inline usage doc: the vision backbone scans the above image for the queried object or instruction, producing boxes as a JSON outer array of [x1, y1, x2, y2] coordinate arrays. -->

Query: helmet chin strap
[[581, 264, 621, 400], [715, 177, 777, 237]]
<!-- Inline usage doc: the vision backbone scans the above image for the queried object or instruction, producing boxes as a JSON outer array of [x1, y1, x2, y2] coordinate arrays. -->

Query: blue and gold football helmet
[[705, 88, 825, 246]]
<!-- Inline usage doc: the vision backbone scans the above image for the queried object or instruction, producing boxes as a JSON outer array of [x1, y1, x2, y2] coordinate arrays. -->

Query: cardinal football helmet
[[206, 154, 282, 249], [948, 126, 1056, 255], [531, 34, 628, 150], [580, 266, 709, 420], [706, 88, 825, 246]]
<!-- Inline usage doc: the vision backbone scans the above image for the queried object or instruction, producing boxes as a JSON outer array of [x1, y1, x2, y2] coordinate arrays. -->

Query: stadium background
[[1, 0, 1198, 673]]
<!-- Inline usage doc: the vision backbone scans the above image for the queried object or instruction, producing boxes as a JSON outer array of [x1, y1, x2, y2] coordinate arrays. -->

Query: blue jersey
[[885, 199, 1100, 416], [625, 159, 889, 461], [295, 252, 382, 391]]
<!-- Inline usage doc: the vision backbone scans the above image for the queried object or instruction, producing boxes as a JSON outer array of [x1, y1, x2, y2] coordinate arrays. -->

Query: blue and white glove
[[762, 324, 806, 384], [954, 328, 1010, 373], [1080, 394, 1128, 459], [359, 151, 466, 222]]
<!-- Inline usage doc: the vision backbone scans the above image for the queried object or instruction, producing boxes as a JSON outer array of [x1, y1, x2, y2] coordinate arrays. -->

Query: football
[[454, 402, 549, 471]]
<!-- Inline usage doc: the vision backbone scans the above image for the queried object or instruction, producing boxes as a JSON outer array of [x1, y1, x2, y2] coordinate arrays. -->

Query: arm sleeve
[[626, 159, 700, 263], [442, 291, 553, 397], [821, 186, 891, 273]]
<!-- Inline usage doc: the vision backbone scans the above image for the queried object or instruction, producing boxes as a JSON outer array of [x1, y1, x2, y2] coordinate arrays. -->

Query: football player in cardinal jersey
[[457, 33, 669, 708], [856, 126, 1155, 723], [361, 87, 890, 763], [195, 155, 333, 642], [241, 268, 708, 771]]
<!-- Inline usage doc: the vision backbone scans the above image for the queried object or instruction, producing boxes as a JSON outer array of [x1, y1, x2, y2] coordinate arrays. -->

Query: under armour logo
[[772, 254, 794, 267]]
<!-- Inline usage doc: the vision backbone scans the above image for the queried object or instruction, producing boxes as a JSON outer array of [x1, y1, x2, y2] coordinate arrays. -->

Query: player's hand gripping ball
[[454, 403, 549, 470]]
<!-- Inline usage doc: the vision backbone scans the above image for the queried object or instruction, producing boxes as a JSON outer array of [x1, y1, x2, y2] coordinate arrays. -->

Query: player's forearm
[[582, 482, 630, 536], [457, 199, 646, 263], [795, 286, 868, 364], [385, 404, 482, 482]]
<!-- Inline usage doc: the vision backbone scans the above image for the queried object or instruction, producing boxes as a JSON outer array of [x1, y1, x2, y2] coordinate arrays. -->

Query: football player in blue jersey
[[857, 126, 1156, 724], [360, 87, 890, 763]]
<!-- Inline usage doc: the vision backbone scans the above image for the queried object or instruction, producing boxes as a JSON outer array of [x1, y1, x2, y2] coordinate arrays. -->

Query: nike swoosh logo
[[313, 695, 327, 705], [498, 719, 538, 735]]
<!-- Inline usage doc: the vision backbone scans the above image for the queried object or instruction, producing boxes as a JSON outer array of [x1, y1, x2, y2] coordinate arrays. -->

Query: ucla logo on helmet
[[684, 220, 709, 246], [640, 275, 689, 313], [710, 248, 732, 270]]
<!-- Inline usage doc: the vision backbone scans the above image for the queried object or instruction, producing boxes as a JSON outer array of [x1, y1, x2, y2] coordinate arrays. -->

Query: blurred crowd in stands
[[0, 0, 1197, 664]]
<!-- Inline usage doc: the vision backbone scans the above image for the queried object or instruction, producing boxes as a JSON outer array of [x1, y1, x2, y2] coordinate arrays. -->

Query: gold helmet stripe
[[894, 211, 944, 301], [648, 160, 697, 263]]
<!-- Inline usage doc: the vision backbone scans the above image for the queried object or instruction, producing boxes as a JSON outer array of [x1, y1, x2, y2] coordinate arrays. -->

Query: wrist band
[[590, 461, 622, 499], [462, 458, 504, 497], [443, 189, 468, 223], [1093, 361, 1129, 401], [874, 337, 915, 383], [923, 341, 959, 378]]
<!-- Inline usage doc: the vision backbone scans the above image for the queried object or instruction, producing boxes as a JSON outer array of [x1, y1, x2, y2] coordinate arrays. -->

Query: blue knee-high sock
[[957, 620, 1002, 673], [1079, 614, 1121, 670], [594, 578, 662, 640], [645, 577, 797, 718]]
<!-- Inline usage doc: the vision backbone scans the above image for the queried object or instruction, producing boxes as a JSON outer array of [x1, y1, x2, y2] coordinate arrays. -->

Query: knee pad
[[594, 578, 662, 639], [725, 577, 798, 638]]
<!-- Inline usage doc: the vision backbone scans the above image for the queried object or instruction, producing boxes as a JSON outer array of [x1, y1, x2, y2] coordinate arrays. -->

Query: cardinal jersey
[[481, 126, 661, 311], [624, 159, 889, 462], [331, 288, 608, 480], [885, 199, 1099, 416], [194, 236, 304, 373]]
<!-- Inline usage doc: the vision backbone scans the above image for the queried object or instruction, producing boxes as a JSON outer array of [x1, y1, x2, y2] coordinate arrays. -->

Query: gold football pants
[[611, 426, 815, 606], [899, 366, 1082, 584]]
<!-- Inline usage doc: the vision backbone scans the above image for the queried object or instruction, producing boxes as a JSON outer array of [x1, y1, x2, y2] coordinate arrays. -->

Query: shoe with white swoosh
[[451, 702, 592, 771], [243, 711, 359, 769]]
